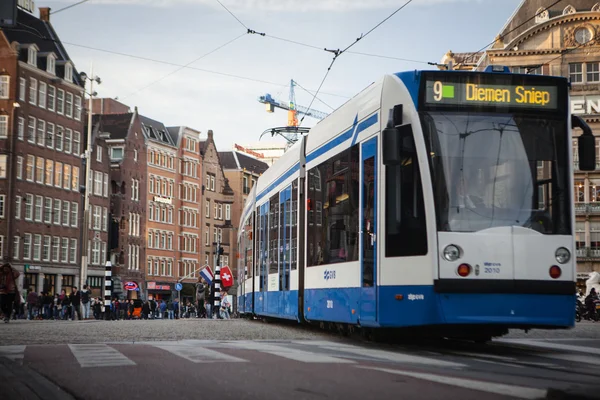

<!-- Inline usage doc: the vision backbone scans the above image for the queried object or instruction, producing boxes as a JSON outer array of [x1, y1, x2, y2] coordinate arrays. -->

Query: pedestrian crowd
[[1, 263, 233, 322]]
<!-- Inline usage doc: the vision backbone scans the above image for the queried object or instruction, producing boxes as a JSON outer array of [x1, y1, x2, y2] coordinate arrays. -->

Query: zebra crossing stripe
[[0, 345, 26, 365], [496, 339, 600, 356], [293, 340, 465, 368], [356, 366, 547, 400], [68, 344, 136, 368], [148, 342, 247, 363], [226, 341, 356, 363]]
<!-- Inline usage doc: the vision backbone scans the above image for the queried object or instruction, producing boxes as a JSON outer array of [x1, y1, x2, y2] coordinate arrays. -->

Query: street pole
[[104, 260, 112, 320], [80, 62, 95, 292], [213, 238, 222, 319]]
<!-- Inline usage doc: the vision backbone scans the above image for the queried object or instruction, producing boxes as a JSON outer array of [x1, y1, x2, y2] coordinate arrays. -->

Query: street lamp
[[79, 64, 101, 294]]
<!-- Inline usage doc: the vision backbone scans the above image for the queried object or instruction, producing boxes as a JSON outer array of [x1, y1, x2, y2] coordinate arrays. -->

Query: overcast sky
[[38, 0, 522, 151]]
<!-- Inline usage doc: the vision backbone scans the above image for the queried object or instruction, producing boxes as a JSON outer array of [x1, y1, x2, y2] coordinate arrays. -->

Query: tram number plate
[[327, 300, 333, 309], [484, 267, 500, 274]]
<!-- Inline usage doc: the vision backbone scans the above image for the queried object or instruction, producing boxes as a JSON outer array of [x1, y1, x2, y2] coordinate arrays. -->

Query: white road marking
[[68, 344, 136, 368], [226, 341, 356, 363], [473, 359, 525, 368], [294, 341, 466, 368], [535, 352, 600, 365], [0, 345, 26, 365], [148, 342, 247, 363], [356, 366, 547, 399], [448, 351, 517, 362], [496, 339, 600, 356]]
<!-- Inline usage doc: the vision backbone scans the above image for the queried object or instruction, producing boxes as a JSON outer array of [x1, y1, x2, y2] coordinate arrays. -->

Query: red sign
[[221, 265, 233, 289], [124, 281, 138, 291], [234, 144, 265, 159]]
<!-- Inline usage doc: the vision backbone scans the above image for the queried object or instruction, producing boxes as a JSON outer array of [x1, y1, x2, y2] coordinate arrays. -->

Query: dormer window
[[535, 7, 549, 23], [47, 54, 56, 75], [64, 63, 73, 83], [27, 46, 37, 67], [563, 5, 576, 15]]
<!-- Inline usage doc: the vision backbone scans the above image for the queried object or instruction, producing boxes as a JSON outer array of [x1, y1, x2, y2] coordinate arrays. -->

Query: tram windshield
[[420, 112, 570, 234]]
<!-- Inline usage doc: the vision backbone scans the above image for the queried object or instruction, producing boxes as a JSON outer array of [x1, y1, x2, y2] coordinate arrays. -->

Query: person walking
[[0, 263, 21, 323]]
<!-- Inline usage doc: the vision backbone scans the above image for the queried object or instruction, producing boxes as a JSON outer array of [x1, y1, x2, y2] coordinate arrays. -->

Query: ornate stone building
[[444, 1, 600, 285]]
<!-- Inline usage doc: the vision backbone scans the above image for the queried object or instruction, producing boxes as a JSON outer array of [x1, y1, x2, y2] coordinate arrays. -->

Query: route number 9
[[433, 81, 443, 101]]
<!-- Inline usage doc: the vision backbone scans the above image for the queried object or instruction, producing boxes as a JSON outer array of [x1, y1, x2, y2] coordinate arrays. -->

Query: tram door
[[279, 186, 292, 315], [360, 137, 378, 323]]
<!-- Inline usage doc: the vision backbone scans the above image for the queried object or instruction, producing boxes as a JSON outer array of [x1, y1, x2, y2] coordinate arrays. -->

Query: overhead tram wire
[[299, 0, 415, 126], [444, 0, 564, 69], [50, 0, 91, 15], [120, 32, 247, 100], [213, 0, 429, 66], [293, 80, 336, 111]]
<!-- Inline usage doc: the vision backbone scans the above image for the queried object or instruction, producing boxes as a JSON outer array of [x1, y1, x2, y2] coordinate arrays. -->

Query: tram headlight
[[555, 247, 570, 264], [443, 245, 461, 262]]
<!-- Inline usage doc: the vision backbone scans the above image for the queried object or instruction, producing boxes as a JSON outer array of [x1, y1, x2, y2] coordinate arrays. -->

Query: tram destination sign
[[423, 78, 558, 110]]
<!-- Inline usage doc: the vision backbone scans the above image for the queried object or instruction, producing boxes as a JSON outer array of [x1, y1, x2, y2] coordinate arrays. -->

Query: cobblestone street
[[1, 318, 598, 346], [0, 318, 333, 345]]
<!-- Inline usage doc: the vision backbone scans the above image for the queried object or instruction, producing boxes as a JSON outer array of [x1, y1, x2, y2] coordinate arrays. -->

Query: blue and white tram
[[237, 66, 596, 339]]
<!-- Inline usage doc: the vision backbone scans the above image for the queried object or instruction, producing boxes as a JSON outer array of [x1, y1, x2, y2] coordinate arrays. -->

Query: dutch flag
[[200, 266, 214, 285]]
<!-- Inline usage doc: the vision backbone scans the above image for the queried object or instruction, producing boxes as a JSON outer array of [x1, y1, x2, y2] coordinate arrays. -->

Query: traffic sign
[[175, 282, 182, 291]]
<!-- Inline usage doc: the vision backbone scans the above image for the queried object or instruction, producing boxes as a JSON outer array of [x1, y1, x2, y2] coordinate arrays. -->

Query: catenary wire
[[214, 0, 249, 30], [50, 0, 91, 15], [121, 33, 247, 100], [449, 0, 564, 69], [299, 0, 415, 126], [59, 41, 351, 99]]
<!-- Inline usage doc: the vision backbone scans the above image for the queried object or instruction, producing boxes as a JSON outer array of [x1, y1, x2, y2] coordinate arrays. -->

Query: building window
[[47, 55, 55, 75], [19, 78, 25, 101], [38, 82, 46, 108], [586, 62, 600, 83], [111, 147, 124, 161], [570, 63, 583, 83], [0, 116, 7, 139], [29, 78, 37, 105], [73, 131, 80, 155], [65, 63, 73, 83], [0, 154, 6, 178], [66, 93, 73, 118], [0, 195, 4, 218], [0, 76, 8, 99], [28, 46, 37, 66], [74, 96, 82, 121], [96, 145, 102, 162], [18, 117, 24, 141], [47, 86, 55, 111], [57, 89, 64, 114]]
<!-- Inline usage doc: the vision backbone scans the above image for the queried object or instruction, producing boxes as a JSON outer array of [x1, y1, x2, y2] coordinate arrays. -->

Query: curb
[[0, 357, 75, 400], [546, 386, 600, 400]]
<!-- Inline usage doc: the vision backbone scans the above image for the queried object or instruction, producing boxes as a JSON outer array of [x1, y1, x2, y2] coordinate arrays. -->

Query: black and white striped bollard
[[105, 261, 112, 320]]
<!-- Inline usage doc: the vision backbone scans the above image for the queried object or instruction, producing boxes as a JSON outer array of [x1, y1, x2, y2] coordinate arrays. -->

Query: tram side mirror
[[383, 124, 414, 165], [574, 115, 596, 171]]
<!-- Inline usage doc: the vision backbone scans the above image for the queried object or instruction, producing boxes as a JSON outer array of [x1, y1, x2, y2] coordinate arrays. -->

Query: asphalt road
[[2, 321, 600, 400]]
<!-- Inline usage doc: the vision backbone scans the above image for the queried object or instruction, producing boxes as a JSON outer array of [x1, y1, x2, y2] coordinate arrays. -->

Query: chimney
[[39, 7, 51, 22], [208, 130, 213, 140]]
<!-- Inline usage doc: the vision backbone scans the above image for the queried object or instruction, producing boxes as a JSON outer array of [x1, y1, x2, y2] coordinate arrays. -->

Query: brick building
[[0, 7, 86, 296], [142, 116, 178, 301], [200, 130, 234, 283], [90, 102, 146, 300], [82, 114, 110, 299], [219, 149, 269, 285], [167, 126, 202, 301]]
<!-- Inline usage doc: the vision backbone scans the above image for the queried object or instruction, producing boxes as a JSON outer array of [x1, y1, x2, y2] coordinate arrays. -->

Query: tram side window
[[269, 194, 279, 274], [307, 145, 360, 267], [385, 126, 427, 257], [291, 179, 298, 270]]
